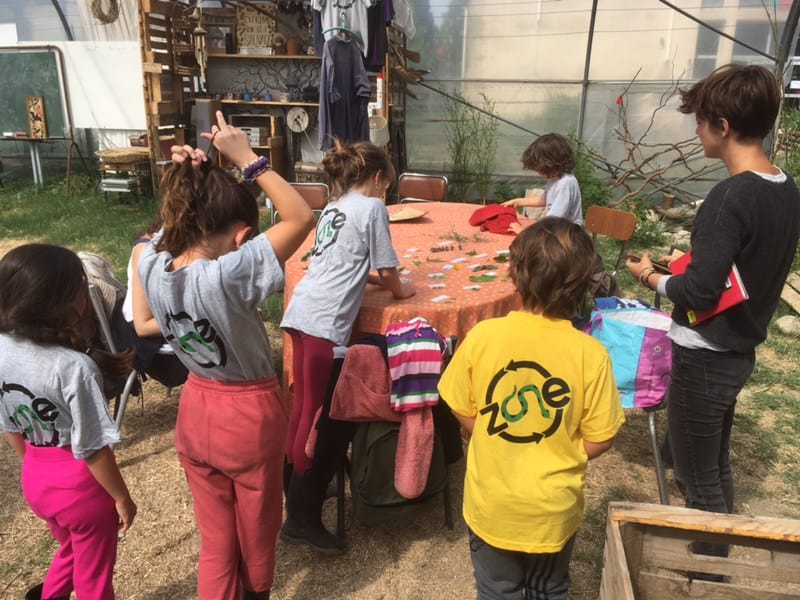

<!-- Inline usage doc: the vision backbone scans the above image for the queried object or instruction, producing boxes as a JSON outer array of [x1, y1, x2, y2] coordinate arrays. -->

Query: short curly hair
[[521, 133, 576, 178], [509, 217, 596, 319]]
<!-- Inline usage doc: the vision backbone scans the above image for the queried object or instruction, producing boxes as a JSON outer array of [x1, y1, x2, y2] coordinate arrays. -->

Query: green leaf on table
[[470, 274, 496, 283]]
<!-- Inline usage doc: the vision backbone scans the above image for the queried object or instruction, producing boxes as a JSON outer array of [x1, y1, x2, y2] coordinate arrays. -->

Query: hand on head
[[171, 111, 257, 170], [201, 110, 257, 168]]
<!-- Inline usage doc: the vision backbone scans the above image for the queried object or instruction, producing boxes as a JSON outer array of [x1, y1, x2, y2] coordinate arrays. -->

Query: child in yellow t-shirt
[[438, 217, 625, 600]]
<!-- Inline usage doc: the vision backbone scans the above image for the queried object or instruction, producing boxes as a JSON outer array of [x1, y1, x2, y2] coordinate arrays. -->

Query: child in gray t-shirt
[[503, 133, 584, 231], [137, 110, 315, 600], [280, 139, 414, 554], [0, 243, 137, 599]]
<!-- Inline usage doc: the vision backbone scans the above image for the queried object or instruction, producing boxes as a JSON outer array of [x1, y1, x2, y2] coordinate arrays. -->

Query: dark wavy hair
[[509, 217, 596, 318], [678, 63, 781, 140], [157, 160, 259, 255], [0, 244, 132, 379], [521, 133, 576, 178], [323, 138, 395, 201]]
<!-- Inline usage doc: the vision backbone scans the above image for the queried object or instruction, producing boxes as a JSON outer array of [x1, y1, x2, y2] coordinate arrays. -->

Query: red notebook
[[669, 251, 749, 326]]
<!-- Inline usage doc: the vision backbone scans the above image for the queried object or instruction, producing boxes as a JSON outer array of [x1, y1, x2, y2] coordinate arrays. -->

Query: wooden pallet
[[781, 272, 800, 314], [600, 502, 800, 599]]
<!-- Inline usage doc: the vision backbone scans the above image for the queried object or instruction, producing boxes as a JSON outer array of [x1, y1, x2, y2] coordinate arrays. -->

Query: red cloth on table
[[468, 204, 518, 235]]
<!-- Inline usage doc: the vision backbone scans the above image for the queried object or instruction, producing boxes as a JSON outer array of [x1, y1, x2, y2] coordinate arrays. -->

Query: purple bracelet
[[242, 155, 270, 180]]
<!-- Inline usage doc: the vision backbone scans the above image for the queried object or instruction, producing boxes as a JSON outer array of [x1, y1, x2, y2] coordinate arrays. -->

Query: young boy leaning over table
[[438, 217, 625, 600]]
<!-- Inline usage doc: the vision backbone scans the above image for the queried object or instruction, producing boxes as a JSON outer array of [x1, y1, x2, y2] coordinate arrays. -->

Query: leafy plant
[[569, 132, 612, 211], [492, 181, 520, 202], [472, 94, 499, 203], [442, 88, 475, 201], [441, 89, 500, 202]]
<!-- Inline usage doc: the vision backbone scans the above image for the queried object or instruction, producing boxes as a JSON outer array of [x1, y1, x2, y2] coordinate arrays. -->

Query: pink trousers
[[21, 444, 118, 600], [174, 373, 288, 600], [285, 329, 335, 473]]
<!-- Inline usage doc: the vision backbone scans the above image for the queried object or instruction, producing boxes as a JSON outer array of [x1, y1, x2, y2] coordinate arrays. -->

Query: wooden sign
[[26, 96, 47, 139], [236, 2, 277, 51]]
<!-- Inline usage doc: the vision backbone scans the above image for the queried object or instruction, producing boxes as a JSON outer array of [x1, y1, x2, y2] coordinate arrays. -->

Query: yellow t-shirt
[[438, 311, 624, 553]]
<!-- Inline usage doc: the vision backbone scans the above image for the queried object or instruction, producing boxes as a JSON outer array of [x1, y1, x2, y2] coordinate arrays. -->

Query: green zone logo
[[1, 382, 60, 446], [312, 207, 346, 257], [164, 310, 227, 369], [479, 359, 571, 443]]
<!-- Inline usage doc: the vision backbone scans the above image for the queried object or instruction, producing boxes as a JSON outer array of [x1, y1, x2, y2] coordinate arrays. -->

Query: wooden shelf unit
[[228, 112, 285, 177], [209, 53, 321, 61]]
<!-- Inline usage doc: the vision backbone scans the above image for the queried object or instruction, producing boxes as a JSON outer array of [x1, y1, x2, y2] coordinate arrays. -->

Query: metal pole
[[49, 0, 75, 42], [577, 0, 599, 141]]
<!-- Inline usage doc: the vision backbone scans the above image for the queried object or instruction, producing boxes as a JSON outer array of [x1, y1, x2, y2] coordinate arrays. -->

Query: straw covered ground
[[1, 236, 799, 599]]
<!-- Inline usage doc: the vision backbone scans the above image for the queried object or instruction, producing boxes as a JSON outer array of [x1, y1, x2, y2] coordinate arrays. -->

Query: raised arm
[[202, 111, 314, 264]]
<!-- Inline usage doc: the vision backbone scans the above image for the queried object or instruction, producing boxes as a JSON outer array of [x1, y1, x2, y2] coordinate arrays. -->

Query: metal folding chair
[[397, 172, 448, 203], [88, 283, 139, 429]]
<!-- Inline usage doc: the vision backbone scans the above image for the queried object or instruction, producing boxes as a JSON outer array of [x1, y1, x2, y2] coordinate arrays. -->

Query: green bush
[[570, 134, 612, 211]]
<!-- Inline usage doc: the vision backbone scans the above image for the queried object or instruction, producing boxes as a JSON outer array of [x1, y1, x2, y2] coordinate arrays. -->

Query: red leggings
[[286, 329, 335, 474], [175, 373, 287, 599]]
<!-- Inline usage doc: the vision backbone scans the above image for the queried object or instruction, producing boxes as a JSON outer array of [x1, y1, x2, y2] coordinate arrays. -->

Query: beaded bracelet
[[638, 267, 655, 287], [241, 155, 270, 180]]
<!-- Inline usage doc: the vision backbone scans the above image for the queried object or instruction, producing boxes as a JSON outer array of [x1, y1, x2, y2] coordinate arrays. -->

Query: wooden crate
[[600, 502, 800, 599]]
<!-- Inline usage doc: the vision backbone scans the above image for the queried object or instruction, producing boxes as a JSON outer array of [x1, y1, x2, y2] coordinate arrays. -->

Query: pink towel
[[330, 344, 434, 499]]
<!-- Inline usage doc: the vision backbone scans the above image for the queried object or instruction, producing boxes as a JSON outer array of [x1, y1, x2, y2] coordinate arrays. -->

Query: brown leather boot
[[242, 590, 270, 600]]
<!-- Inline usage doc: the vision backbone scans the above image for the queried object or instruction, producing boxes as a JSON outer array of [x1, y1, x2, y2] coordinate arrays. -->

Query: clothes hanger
[[321, 25, 363, 48]]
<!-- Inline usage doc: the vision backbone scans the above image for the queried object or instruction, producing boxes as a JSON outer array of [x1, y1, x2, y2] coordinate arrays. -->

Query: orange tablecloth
[[282, 202, 523, 389]]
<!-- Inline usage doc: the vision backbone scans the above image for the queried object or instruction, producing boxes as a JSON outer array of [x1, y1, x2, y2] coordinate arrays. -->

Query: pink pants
[[285, 329, 335, 474], [21, 444, 118, 600], [174, 373, 288, 600]]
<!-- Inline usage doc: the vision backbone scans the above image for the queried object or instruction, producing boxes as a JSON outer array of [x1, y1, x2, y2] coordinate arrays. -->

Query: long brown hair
[[157, 160, 259, 255], [322, 138, 395, 201], [0, 244, 133, 379]]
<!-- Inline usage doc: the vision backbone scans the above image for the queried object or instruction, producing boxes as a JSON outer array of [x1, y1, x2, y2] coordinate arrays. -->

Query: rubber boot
[[242, 590, 270, 600], [283, 459, 293, 496], [25, 583, 69, 600], [280, 471, 345, 555]]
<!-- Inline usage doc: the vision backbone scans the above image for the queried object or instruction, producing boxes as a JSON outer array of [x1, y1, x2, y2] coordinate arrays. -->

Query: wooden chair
[[584, 204, 638, 276], [397, 173, 448, 203], [276, 182, 329, 223]]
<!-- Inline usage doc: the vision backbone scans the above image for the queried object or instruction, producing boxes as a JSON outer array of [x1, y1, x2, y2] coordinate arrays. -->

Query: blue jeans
[[667, 343, 755, 559]]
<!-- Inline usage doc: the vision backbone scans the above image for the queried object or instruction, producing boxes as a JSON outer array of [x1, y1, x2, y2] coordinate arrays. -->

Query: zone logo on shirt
[[164, 310, 227, 369], [0, 382, 60, 446], [479, 360, 571, 444], [312, 207, 346, 257]]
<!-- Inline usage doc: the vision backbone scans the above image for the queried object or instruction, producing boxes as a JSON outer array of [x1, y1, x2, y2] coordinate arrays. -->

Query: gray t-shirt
[[281, 190, 399, 346], [0, 335, 120, 460], [138, 234, 284, 382], [545, 173, 583, 226]]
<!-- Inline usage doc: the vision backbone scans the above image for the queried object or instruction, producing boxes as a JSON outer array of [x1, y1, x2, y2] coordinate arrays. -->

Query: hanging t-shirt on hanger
[[313, 0, 374, 57]]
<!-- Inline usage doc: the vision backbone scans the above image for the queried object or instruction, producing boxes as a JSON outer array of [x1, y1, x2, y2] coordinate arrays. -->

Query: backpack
[[584, 301, 672, 409], [349, 420, 447, 525]]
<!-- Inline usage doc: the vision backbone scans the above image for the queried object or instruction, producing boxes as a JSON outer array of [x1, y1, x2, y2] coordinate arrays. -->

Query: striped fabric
[[385, 317, 444, 412]]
